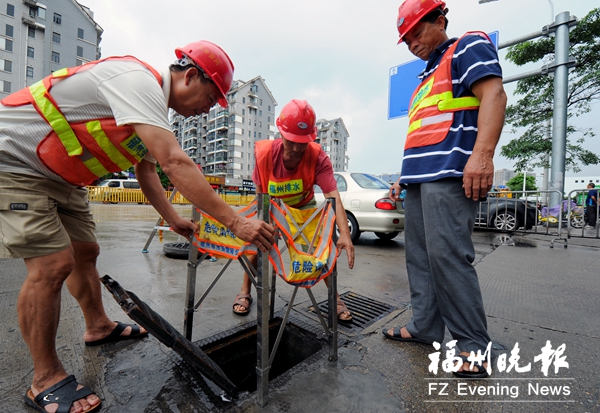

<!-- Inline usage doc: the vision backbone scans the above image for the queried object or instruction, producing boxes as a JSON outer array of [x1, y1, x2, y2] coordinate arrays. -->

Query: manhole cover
[[163, 242, 218, 261], [302, 291, 398, 333], [163, 241, 190, 259], [100, 275, 238, 397]]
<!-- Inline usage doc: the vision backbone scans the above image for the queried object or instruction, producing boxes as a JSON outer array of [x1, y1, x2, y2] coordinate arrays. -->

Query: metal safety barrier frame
[[474, 189, 567, 248], [184, 194, 339, 407], [567, 188, 600, 240]]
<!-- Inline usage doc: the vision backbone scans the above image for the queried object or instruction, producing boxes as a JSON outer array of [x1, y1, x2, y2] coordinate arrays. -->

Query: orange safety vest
[[405, 32, 489, 150], [1, 56, 163, 187], [255, 139, 320, 208]]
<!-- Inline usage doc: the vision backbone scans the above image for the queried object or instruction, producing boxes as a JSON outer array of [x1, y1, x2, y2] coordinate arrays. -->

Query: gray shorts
[[0, 172, 96, 259]]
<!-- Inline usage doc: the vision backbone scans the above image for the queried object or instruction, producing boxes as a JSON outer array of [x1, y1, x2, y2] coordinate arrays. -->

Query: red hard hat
[[175, 40, 234, 108], [276, 100, 318, 144], [396, 0, 446, 44]]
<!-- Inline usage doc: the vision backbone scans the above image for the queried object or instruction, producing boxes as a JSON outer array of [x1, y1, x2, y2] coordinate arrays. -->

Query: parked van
[[92, 179, 145, 204], [97, 179, 140, 189]]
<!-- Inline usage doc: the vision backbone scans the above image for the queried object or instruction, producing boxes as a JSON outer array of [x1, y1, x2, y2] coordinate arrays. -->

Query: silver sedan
[[314, 172, 404, 242]]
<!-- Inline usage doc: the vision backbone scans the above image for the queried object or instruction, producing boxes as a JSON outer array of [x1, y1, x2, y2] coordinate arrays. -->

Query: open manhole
[[102, 276, 335, 401], [197, 317, 324, 393], [302, 291, 398, 333]]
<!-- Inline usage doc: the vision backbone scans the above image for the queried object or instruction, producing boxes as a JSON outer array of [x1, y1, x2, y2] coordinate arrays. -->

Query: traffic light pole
[[549, 12, 577, 207], [498, 11, 577, 207]]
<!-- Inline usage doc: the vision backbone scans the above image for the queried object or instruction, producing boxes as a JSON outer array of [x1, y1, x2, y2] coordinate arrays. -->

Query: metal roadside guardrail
[[474, 190, 568, 247], [86, 186, 255, 206], [567, 189, 600, 239], [474, 189, 600, 244]]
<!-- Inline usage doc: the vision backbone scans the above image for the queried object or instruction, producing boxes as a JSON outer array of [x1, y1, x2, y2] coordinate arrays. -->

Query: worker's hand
[[336, 234, 355, 269], [389, 182, 402, 203], [231, 216, 276, 252], [463, 152, 494, 201], [169, 216, 198, 240]]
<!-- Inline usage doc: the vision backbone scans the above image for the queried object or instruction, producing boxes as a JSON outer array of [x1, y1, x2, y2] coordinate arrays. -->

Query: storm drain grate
[[302, 291, 398, 333]]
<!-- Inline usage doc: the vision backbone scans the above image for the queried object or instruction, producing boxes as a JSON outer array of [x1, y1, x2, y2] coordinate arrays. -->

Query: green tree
[[506, 173, 538, 192], [155, 164, 172, 189], [500, 7, 600, 172]]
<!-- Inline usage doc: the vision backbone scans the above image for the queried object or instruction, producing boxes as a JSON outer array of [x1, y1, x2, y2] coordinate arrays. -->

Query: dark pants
[[586, 204, 597, 227], [404, 178, 490, 353]]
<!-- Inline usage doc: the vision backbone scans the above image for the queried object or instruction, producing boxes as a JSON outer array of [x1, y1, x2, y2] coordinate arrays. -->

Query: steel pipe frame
[[182, 194, 339, 407]]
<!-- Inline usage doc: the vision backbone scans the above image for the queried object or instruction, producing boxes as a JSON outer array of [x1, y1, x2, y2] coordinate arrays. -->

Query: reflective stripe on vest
[[29, 79, 83, 157], [405, 32, 488, 150], [86, 121, 144, 168]]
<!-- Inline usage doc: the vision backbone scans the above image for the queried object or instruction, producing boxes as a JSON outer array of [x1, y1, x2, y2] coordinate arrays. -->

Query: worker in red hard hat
[[384, 0, 507, 379], [232, 99, 355, 322], [0, 40, 275, 413]]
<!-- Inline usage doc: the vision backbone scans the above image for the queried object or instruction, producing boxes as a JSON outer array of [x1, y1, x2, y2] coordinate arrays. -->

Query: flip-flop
[[382, 326, 433, 344], [452, 354, 490, 378], [337, 300, 353, 323], [233, 293, 253, 316], [24, 375, 101, 413], [85, 321, 147, 346]]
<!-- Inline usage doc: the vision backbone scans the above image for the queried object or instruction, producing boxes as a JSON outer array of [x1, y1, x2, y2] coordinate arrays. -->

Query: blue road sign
[[388, 31, 499, 120]]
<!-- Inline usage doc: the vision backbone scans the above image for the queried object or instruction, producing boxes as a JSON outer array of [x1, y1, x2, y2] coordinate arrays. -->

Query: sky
[[78, 0, 599, 179]]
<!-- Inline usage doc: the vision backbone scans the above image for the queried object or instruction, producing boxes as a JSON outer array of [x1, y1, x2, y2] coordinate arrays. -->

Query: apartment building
[[171, 76, 277, 190], [0, 0, 101, 95], [316, 117, 349, 172], [494, 168, 516, 188]]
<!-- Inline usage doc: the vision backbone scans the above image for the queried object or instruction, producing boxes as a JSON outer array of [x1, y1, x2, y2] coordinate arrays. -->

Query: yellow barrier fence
[[86, 186, 255, 206]]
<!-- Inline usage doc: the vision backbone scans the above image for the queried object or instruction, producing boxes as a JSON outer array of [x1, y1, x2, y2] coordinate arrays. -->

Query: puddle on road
[[491, 234, 537, 249], [100, 338, 227, 412]]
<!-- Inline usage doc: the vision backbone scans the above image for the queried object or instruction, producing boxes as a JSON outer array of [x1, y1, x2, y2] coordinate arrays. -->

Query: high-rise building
[[0, 0, 102, 95], [316, 117, 349, 172], [494, 168, 515, 188], [170, 76, 277, 189]]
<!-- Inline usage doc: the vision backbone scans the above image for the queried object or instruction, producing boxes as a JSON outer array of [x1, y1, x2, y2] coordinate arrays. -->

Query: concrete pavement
[[1, 203, 599, 412]]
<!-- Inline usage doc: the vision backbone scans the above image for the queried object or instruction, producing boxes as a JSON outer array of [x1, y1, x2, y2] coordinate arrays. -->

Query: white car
[[314, 172, 404, 242], [97, 179, 141, 189], [93, 179, 143, 204]]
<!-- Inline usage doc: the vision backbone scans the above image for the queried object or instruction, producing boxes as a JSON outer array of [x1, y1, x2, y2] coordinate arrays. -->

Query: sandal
[[337, 300, 353, 323], [232, 293, 253, 316], [452, 354, 490, 378], [24, 375, 101, 413], [84, 321, 147, 346], [382, 326, 432, 344]]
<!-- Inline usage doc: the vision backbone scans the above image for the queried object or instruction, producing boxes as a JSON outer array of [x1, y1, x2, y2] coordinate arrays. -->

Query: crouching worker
[[0, 40, 275, 413], [232, 99, 355, 321]]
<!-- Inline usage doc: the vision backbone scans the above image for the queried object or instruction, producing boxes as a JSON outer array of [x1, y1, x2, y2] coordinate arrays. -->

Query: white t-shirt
[[0, 59, 172, 184]]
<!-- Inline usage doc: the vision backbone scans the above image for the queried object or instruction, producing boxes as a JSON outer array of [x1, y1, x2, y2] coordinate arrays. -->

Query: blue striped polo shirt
[[399, 34, 502, 184]]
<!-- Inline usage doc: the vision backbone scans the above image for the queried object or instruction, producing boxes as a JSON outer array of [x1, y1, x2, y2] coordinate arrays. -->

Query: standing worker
[[232, 99, 355, 322], [0, 40, 275, 413], [383, 0, 507, 378]]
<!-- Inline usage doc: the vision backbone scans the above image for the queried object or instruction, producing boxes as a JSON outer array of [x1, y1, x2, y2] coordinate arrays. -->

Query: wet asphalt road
[[1, 203, 599, 412]]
